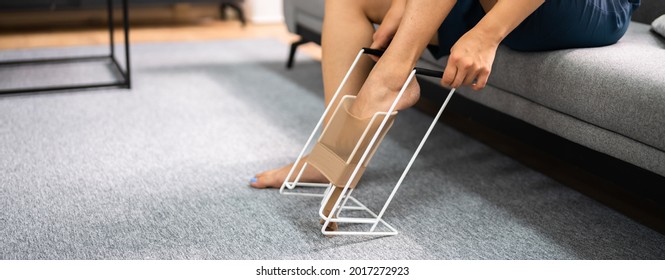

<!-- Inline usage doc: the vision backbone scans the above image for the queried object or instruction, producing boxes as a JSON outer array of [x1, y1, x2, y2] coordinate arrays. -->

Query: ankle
[[368, 62, 415, 94], [351, 62, 421, 117]]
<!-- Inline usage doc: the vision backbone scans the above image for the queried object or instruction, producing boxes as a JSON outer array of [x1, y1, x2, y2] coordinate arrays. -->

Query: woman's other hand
[[441, 29, 499, 91], [368, 0, 406, 61], [441, 0, 544, 91]]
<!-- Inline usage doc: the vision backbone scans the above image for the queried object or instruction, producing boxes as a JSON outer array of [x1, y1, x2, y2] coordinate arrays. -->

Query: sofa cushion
[[486, 22, 665, 153], [421, 22, 665, 153], [653, 15, 665, 38]]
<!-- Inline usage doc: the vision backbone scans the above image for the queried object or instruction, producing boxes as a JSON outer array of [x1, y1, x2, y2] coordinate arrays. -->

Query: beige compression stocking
[[308, 96, 397, 188], [308, 96, 397, 230]]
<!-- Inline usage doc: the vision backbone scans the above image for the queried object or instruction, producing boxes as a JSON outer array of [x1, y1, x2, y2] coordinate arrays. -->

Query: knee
[[325, 0, 374, 16]]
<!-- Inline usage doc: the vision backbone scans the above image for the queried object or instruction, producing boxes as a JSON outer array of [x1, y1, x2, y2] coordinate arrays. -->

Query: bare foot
[[249, 156, 328, 188], [250, 156, 340, 232]]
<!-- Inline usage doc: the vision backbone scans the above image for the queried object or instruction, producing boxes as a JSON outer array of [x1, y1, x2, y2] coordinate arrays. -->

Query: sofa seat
[[416, 23, 665, 176]]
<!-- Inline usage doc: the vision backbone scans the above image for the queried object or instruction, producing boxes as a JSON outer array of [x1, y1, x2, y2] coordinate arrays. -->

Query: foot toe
[[249, 176, 268, 188], [249, 174, 280, 189]]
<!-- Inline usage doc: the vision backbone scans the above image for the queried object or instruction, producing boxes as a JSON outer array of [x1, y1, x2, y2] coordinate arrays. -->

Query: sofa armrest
[[283, 0, 297, 33], [283, 0, 325, 35]]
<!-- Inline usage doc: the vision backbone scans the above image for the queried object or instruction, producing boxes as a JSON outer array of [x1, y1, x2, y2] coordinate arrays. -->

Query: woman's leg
[[251, 0, 396, 231], [347, 0, 456, 119], [319, 0, 456, 230], [252, 0, 455, 230], [249, 0, 392, 189]]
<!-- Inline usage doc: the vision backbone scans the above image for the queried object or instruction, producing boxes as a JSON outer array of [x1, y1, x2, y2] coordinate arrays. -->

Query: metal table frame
[[0, 0, 131, 95]]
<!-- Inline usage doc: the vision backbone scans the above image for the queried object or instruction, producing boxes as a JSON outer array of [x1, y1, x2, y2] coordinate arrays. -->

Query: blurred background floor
[[0, 4, 321, 59]]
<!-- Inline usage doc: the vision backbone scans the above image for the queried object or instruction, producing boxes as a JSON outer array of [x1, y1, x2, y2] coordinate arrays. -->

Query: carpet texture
[[1, 39, 664, 259]]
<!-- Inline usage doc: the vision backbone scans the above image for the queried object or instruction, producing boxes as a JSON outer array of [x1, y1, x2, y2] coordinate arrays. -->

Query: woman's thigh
[[430, 0, 640, 57], [325, 0, 392, 26], [502, 0, 640, 51]]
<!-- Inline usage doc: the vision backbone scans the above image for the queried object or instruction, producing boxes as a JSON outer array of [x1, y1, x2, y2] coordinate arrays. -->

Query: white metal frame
[[280, 49, 456, 236]]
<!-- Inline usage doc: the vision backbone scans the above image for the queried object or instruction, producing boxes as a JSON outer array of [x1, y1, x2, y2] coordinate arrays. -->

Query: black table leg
[[0, 0, 132, 95]]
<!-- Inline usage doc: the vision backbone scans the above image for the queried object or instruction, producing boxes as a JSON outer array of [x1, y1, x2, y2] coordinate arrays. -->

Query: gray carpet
[[1, 38, 664, 260]]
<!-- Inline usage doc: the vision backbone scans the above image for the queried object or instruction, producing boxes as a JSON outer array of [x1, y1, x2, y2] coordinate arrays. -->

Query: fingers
[[441, 56, 491, 90], [442, 56, 472, 89], [368, 41, 385, 62], [441, 60, 457, 88], [462, 68, 477, 86], [369, 26, 393, 62], [472, 68, 490, 91], [371, 29, 391, 49], [370, 5, 402, 62]]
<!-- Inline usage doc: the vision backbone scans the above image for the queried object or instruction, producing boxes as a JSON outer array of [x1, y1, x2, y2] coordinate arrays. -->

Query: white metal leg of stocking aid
[[279, 48, 456, 236]]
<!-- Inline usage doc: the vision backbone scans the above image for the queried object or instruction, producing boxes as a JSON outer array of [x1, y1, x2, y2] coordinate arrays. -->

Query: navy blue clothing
[[429, 0, 641, 58]]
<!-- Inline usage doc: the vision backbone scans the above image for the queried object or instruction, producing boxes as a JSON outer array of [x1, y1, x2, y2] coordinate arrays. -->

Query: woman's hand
[[441, 28, 500, 91], [441, 0, 544, 90], [368, 0, 406, 61]]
